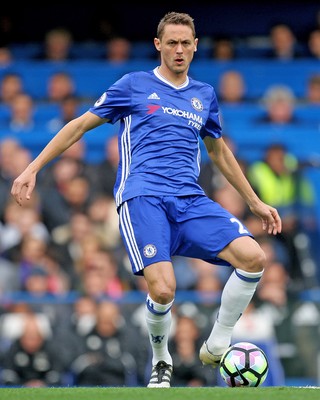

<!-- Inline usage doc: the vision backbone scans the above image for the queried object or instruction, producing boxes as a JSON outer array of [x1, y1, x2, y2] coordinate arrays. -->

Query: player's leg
[[201, 236, 266, 366], [118, 197, 175, 387], [143, 261, 175, 387], [170, 195, 266, 368]]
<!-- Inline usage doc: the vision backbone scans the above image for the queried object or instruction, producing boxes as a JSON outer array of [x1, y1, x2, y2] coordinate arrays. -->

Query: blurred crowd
[[0, 8, 320, 388], [1, 12, 320, 63]]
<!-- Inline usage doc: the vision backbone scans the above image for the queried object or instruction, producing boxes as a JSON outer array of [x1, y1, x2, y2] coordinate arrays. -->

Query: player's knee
[[157, 288, 175, 304], [243, 248, 266, 273], [150, 284, 175, 304]]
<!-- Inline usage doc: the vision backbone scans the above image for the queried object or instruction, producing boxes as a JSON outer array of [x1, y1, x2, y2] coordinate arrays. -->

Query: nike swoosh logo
[[234, 363, 250, 386]]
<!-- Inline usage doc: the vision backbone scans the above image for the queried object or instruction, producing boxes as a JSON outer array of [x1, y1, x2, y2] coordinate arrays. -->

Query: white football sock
[[206, 268, 263, 355], [145, 294, 174, 366]]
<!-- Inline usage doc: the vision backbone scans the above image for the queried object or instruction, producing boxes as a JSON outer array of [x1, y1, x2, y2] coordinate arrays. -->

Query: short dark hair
[[157, 12, 196, 40]]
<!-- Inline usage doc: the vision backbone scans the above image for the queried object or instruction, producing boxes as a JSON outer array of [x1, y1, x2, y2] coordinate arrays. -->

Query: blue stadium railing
[[1, 58, 320, 100]]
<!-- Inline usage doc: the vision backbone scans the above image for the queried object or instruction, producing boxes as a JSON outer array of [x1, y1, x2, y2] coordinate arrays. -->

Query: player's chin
[[172, 63, 188, 73]]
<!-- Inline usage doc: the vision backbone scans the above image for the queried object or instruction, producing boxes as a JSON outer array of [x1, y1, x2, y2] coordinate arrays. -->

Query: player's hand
[[250, 202, 282, 235], [262, 207, 282, 235], [11, 168, 37, 206]]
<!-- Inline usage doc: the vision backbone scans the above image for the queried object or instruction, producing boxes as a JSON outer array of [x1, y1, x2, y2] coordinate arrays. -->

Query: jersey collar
[[154, 67, 189, 89]]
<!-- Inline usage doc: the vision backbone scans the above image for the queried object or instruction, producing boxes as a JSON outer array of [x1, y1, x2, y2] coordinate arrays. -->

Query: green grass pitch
[[0, 386, 319, 400]]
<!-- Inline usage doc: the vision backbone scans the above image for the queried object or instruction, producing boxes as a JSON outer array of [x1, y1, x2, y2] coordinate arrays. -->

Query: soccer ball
[[219, 342, 269, 387]]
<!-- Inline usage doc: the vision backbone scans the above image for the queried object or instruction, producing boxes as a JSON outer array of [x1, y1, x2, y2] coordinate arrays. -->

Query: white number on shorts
[[230, 217, 249, 234]]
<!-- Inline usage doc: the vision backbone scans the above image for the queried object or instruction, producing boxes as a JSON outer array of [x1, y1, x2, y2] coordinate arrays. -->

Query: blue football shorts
[[118, 195, 254, 276]]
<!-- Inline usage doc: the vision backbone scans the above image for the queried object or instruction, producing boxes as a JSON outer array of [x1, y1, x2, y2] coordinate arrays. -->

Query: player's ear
[[194, 38, 198, 52], [154, 38, 161, 51]]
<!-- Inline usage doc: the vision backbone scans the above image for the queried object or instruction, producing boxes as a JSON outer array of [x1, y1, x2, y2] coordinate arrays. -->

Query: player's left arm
[[203, 136, 282, 235]]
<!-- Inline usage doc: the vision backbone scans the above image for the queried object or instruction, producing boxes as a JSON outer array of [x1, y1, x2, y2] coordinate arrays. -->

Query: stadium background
[[0, 0, 320, 388]]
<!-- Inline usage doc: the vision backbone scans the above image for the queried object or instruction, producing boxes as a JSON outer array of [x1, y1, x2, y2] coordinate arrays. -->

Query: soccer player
[[11, 12, 282, 388]]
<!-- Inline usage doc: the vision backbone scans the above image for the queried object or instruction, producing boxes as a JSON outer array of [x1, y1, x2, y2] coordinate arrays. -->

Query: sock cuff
[[235, 268, 264, 282], [146, 294, 174, 315]]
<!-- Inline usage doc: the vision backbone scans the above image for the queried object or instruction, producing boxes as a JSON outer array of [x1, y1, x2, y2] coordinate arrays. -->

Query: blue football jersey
[[89, 67, 222, 207]]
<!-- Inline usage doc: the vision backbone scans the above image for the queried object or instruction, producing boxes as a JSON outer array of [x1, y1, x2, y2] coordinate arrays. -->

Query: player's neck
[[157, 66, 188, 87]]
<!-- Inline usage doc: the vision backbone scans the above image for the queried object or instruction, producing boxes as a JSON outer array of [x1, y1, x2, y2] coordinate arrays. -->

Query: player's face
[[154, 24, 198, 79]]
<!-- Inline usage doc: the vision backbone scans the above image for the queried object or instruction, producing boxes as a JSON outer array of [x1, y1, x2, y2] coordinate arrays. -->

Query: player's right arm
[[11, 111, 107, 206]]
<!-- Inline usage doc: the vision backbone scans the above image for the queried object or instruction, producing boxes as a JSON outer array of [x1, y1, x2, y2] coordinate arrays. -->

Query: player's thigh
[[119, 196, 172, 276], [178, 196, 253, 261], [218, 236, 266, 272]]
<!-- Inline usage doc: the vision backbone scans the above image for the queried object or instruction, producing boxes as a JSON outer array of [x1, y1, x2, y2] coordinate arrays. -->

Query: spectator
[[91, 134, 119, 197], [46, 71, 76, 103], [23, 264, 68, 297], [105, 36, 132, 62], [52, 296, 98, 370], [307, 29, 320, 59], [69, 296, 97, 336], [79, 248, 124, 300], [3, 233, 47, 281], [34, 27, 74, 62], [38, 139, 92, 191], [46, 95, 81, 133], [1, 311, 65, 387], [247, 143, 317, 286], [0, 303, 33, 356], [255, 84, 301, 125], [265, 23, 304, 60], [0, 199, 50, 254], [3, 234, 70, 330], [169, 309, 216, 387], [86, 194, 121, 251], [305, 74, 320, 104], [55, 175, 92, 214], [0, 73, 23, 106], [0, 46, 13, 66], [0, 93, 36, 133], [217, 70, 247, 104], [39, 167, 94, 231], [288, 299, 320, 381], [50, 212, 101, 276], [212, 37, 235, 60], [70, 300, 139, 386]]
